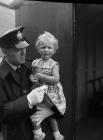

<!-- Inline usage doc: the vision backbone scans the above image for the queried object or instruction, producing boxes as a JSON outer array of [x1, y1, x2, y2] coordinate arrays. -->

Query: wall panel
[[15, 2, 73, 140]]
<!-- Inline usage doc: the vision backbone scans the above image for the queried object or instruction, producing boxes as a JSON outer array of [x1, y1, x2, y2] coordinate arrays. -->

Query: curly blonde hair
[[35, 31, 58, 51]]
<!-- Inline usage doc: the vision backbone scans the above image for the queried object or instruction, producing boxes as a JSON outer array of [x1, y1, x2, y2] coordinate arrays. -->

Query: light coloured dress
[[31, 58, 66, 115]]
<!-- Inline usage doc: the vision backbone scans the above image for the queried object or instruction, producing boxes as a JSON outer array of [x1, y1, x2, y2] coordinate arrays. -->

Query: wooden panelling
[[15, 2, 73, 140]]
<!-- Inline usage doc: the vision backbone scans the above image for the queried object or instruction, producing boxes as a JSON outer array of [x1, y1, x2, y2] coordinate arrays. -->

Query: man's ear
[[1, 48, 7, 55]]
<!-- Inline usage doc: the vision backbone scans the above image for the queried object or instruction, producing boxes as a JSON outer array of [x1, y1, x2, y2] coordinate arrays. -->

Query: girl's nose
[[44, 47, 48, 51]]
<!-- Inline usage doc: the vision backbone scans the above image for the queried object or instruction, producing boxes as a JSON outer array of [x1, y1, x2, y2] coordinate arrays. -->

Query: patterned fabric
[[32, 58, 66, 115]]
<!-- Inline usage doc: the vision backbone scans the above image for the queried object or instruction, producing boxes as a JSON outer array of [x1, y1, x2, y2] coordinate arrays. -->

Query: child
[[30, 31, 66, 140]]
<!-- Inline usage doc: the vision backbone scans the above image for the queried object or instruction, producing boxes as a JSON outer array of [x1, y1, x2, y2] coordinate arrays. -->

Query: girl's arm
[[36, 64, 60, 84]]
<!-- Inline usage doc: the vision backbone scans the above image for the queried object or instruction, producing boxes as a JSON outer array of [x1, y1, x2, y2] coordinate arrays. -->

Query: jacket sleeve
[[0, 83, 36, 124]]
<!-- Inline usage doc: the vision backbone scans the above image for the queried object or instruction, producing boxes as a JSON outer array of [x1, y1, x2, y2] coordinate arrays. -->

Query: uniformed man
[[0, 26, 54, 140]]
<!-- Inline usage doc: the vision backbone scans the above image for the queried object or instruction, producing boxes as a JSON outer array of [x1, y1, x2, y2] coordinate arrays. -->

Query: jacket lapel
[[20, 65, 28, 90], [11, 69, 21, 85]]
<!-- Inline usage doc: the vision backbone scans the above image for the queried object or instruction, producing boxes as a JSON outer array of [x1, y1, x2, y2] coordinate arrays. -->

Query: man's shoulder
[[0, 59, 10, 79]]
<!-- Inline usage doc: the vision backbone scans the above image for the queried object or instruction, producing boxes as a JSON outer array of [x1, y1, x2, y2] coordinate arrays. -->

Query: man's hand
[[29, 74, 38, 83], [30, 106, 54, 126], [27, 85, 48, 106]]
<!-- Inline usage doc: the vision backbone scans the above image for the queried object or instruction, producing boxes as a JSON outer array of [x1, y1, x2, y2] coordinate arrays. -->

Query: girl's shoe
[[54, 134, 64, 140], [34, 132, 46, 140]]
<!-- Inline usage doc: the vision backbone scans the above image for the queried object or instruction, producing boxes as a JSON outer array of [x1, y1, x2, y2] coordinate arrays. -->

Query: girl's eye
[[40, 46, 53, 49], [48, 47, 52, 49], [40, 46, 45, 49]]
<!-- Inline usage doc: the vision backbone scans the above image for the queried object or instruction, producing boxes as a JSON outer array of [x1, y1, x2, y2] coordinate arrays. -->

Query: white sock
[[33, 128, 42, 136], [53, 130, 61, 138]]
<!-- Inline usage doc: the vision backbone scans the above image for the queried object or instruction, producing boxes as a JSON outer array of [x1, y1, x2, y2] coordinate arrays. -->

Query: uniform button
[[23, 89, 27, 94]]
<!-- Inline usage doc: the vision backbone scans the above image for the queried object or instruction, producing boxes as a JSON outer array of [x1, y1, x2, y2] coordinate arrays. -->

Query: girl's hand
[[29, 74, 38, 83], [36, 73, 44, 80], [30, 106, 54, 126]]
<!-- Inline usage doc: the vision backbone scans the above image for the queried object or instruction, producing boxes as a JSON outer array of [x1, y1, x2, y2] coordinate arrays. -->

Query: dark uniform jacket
[[0, 59, 63, 140], [0, 59, 35, 140]]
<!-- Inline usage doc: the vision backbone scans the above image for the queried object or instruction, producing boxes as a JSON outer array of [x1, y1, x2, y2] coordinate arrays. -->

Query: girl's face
[[38, 43, 55, 61]]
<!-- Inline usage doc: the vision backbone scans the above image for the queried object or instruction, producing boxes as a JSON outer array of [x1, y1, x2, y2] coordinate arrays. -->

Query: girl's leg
[[31, 103, 46, 140], [33, 124, 45, 140], [47, 117, 64, 140]]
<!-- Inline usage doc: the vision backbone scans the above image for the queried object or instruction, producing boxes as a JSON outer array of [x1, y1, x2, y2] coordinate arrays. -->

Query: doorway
[[75, 3, 103, 140]]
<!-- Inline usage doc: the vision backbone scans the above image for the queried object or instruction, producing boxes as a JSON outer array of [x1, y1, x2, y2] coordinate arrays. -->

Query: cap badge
[[17, 31, 23, 40]]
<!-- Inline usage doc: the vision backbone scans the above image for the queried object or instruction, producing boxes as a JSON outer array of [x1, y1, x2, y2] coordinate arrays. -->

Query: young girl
[[30, 31, 66, 140]]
